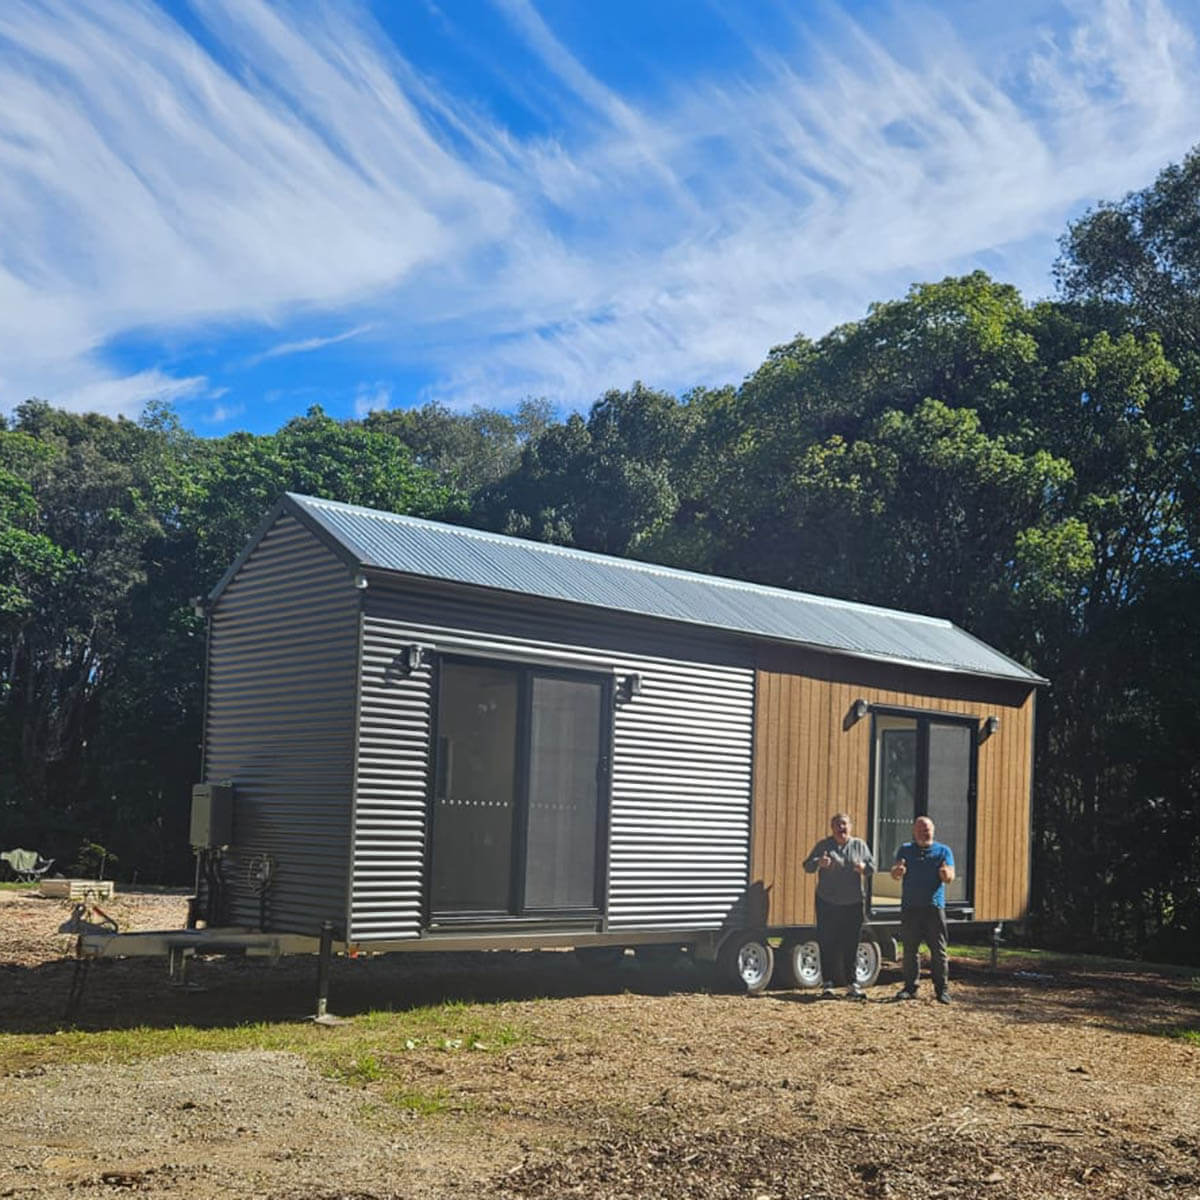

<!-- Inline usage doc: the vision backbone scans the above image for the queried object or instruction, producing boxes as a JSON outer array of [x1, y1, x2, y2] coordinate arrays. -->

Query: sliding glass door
[[429, 659, 610, 920], [525, 677, 604, 910], [925, 721, 972, 905], [869, 711, 974, 911], [429, 662, 519, 913]]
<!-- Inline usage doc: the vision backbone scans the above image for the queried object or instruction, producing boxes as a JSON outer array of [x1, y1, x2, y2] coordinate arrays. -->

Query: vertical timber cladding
[[353, 582, 755, 941], [751, 647, 1036, 928], [204, 515, 360, 934]]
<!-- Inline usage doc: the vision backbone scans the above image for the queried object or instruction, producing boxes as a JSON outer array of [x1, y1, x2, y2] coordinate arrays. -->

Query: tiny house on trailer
[[181, 492, 1044, 995]]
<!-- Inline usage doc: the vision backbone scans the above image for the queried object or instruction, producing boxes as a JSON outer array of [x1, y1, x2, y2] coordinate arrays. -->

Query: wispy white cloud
[[55, 369, 209, 420], [414, 0, 1200, 408], [247, 324, 376, 366], [0, 0, 1197, 421]]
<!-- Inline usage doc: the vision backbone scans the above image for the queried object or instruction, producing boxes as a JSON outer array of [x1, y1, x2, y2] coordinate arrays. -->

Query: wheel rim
[[737, 942, 771, 988], [855, 940, 881, 987], [792, 940, 823, 988]]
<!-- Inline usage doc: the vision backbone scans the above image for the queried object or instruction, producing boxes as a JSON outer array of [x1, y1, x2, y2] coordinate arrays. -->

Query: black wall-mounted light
[[843, 697, 871, 731], [616, 673, 642, 704], [977, 715, 1000, 744], [401, 643, 427, 674]]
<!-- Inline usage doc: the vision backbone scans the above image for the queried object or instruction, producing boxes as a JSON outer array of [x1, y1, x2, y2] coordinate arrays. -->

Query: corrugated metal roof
[[279, 493, 1045, 685]]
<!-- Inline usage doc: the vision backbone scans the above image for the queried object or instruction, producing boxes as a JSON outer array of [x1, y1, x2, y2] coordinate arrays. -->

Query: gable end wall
[[203, 514, 360, 936]]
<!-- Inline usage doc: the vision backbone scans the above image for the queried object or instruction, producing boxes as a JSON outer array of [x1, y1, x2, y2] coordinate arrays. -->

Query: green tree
[[0, 401, 456, 881], [0, 402, 173, 853], [1056, 144, 1200, 355], [365, 399, 555, 496], [479, 383, 703, 556], [183, 405, 459, 585], [755, 398, 1087, 630]]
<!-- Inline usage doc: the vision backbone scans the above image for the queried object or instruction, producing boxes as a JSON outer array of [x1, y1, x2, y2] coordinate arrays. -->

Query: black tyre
[[777, 939, 823, 989], [854, 939, 882, 987], [718, 932, 774, 994]]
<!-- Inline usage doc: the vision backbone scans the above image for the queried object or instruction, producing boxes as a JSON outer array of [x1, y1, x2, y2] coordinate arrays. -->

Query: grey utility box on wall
[[190, 782, 234, 849]]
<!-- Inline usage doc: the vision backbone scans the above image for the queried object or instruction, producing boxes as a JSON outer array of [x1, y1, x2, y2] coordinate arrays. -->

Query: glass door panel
[[430, 661, 519, 913], [524, 676, 603, 910], [925, 721, 972, 904], [871, 716, 917, 909]]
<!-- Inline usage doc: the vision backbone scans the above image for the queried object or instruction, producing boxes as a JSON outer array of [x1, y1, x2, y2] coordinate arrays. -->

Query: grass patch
[[0, 881, 39, 892], [1169, 1027, 1200, 1045], [385, 1085, 454, 1115], [946, 943, 1200, 981], [0, 1001, 533, 1093]]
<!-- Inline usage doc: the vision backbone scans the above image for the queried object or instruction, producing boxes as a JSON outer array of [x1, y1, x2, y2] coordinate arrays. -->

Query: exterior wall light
[[978, 715, 1000, 744], [402, 644, 427, 674], [616, 673, 642, 704], [843, 697, 870, 731]]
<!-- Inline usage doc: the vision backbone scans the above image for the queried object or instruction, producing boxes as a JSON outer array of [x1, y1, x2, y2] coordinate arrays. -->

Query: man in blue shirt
[[890, 816, 956, 1004]]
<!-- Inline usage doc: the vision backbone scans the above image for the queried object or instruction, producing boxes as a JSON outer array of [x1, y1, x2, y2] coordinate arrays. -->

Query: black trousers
[[901, 905, 949, 994], [816, 897, 864, 987]]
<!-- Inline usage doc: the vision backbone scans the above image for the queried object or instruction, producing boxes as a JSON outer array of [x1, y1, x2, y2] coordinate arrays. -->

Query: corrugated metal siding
[[351, 585, 754, 940], [608, 659, 754, 930], [204, 515, 359, 936], [287, 494, 1044, 684], [351, 617, 433, 941]]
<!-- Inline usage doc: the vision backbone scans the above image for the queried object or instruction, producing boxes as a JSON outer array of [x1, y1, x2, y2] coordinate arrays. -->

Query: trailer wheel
[[779, 939, 823, 989], [854, 939, 882, 988], [719, 932, 774, 994], [574, 946, 625, 969]]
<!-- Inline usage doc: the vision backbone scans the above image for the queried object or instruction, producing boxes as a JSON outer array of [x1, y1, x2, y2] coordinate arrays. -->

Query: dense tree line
[[3, 149, 1198, 962]]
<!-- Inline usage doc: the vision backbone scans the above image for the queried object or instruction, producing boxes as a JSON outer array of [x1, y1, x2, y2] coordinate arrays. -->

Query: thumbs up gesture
[[890, 859, 907, 881]]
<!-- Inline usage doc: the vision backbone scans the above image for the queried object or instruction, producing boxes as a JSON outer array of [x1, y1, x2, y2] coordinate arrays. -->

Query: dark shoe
[[936, 991, 952, 1005], [894, 988, 917, 1002], [820, 985, 837, 999], [847, 984, 866, 1000]]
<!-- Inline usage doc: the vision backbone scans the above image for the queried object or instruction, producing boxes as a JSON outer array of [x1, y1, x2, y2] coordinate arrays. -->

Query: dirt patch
[[2, 890, 1198, 1199]]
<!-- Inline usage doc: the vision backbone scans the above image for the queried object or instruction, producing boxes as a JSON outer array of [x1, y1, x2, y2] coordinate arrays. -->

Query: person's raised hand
[[890, 860, 906, 881], [819, 852, 833, 869]]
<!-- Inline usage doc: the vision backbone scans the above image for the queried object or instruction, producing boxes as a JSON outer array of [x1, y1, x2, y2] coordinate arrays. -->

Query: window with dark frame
[[428, 657, 611, 921], [868, 710, 975, 911]]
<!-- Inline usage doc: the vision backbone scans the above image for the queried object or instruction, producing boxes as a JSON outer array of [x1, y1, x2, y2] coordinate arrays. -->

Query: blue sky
[[2, 0, 1198, 436]]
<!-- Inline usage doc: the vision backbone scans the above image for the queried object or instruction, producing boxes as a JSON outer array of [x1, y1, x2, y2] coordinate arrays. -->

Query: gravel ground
[[1, 888, 1198, 1200]]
